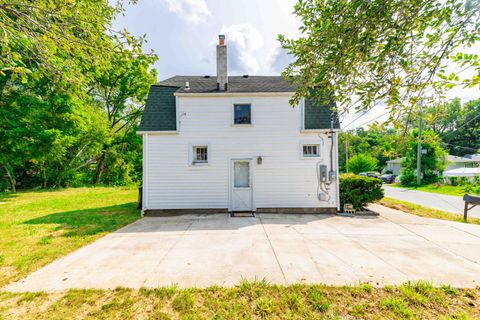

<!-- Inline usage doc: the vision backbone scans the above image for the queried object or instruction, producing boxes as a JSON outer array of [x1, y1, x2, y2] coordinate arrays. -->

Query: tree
[[0, 70, 110, 190], [400, 130, 447, 185], [424, 98, 480, 156], [0, 1, 158, 191], [279, 0, 480, 127], [424, 98, 462, 136], [347, 154, 378, 174], [89, 36, 157, 184], [0, 0, 122, 93], [339, 126, 410, 172]]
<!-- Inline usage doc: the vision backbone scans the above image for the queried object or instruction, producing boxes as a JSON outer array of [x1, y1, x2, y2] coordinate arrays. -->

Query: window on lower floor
[[303, 144, 320, 157], [193, 146, 208, 163]]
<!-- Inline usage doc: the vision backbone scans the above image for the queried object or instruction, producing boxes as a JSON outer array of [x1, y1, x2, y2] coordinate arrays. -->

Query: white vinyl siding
[[144, 95, 338, 210]]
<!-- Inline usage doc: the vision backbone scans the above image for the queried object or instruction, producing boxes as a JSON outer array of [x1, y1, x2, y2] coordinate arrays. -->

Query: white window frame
[[189, 143, 211, 166], [300, 142, 321, 159], [231, 101, 253, 126]]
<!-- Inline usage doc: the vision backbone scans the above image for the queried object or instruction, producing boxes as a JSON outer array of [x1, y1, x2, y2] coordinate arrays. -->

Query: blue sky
[[114, 0, 300, 79], [114, 0, 479, 128]]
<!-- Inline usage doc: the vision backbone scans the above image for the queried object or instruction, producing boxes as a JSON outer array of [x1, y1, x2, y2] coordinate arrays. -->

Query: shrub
[[347, 154, 378, 174], [339, 174, 384, 209], [449, 176, 459, 186], [474, 176, 480, 185], [400, 170, 416, 186]]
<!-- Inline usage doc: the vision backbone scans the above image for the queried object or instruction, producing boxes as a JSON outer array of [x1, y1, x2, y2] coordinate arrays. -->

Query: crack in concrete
[[141, 218, 196, 286], [289, 222, 328, 283], [258, 214, 288, 285]]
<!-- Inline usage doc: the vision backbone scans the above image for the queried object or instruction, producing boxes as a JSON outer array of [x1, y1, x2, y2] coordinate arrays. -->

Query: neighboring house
[[444, 154, 480, 178], [384, 155, 480, 176], [137, 35, 340, 215], [384, 158, 403, 175], [464, 153, 480, 163]]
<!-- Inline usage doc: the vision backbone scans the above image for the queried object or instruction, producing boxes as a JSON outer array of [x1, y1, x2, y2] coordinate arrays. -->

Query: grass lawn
[[379, 197, 480, 225], [0, 280, 479, 319], [390, 183, 480, 197], [0, 187, 139, 287]]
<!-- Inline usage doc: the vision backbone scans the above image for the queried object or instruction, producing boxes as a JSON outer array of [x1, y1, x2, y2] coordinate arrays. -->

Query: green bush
[[347, 153, 378, 174], [339, 174, 384, 209], [449, 177, 458, 186], [400, 170, 416, 186]]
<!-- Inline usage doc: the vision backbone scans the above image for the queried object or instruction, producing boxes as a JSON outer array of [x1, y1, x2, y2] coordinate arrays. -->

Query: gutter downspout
[[330, 114, 341, 211], [142, 133, 148, 216]]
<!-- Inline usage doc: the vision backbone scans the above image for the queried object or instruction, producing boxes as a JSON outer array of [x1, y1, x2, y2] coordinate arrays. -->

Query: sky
[[114, 0, 479, 129]]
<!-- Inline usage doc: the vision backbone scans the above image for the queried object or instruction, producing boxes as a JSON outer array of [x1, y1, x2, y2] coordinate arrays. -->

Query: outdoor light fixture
[[257, 156, 263, 165]]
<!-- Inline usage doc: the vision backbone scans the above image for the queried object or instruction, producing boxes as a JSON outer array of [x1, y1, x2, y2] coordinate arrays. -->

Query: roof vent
[[243, 74, 249, 78], [185, 81, 190, 91], [204, 75, 210, 78]]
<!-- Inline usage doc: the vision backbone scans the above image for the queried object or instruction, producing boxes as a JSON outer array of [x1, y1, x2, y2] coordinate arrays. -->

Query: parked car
[[380, 173, 396, 184], [359, 172, 380, 179]]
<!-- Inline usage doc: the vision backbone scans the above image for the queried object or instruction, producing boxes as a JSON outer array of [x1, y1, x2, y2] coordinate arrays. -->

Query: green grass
[[0, 187, 139, 287], [0, 281, 479, 319], [390, 183, 480, 197], [379, 197, 480, 224]]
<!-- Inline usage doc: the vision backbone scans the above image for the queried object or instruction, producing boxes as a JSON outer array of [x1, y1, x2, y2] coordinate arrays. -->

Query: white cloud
[[220, 24, 263, 74], [265, 45, 294, 74], [159, 0, 210, 24]]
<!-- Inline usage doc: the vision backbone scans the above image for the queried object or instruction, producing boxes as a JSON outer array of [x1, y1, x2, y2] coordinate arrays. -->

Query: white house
[[137, 35, 340, 215], [385, 155, 479, 176]]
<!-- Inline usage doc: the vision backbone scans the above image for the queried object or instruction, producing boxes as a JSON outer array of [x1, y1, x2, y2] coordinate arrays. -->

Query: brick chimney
[[216, 35, 228, 91]]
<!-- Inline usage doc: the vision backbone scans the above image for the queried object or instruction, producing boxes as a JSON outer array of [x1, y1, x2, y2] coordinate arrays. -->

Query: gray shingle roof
[[138, 86, 177, 131], [157, 75, 296, 93], [138, 75, 340, 132], [304, 96, 340, 130]]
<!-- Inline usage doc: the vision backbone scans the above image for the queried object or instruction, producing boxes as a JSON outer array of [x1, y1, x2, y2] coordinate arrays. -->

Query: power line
[[341, 100, 386, 130], [342, 110, 371, 130], [339, 59, 475, 130], [441, 113, 480, 139], [441, 142, 478, 151], [350, 111, 391, 129]]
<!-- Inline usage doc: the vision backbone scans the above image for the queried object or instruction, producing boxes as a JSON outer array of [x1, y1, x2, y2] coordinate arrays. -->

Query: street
[[383, 185, 480, 218]]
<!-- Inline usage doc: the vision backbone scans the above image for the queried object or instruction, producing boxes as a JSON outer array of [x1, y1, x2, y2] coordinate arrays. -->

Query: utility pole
[[345, 136, 349, 173], [416, 100, 423, 185]]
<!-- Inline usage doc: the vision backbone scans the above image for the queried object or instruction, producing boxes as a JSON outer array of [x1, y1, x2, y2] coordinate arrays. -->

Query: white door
[[231, 160, 253, 211]]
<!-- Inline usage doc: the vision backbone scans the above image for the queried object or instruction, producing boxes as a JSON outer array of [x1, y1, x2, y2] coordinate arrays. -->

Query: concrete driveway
[[384, 185, 480, 218], [5, 205, 480, 292]]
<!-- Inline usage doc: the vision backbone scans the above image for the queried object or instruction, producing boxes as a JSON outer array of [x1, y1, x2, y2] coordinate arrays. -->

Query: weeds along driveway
[[4, 204, 480, 292]]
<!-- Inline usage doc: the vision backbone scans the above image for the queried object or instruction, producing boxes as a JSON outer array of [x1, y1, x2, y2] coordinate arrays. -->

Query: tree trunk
[[1, 163, 16, 192], [41, 163, 47, 189], [93, 151, 106, 184]]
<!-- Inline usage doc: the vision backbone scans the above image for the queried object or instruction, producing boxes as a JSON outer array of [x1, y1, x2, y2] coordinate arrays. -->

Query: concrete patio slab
[[4, 204, 480, 292]]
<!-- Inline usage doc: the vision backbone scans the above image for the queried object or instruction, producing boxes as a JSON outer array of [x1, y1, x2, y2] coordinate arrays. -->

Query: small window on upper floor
[[303, 144, 320, 157], [233, 104, 251, 125], [193, 146, 208, 164]]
